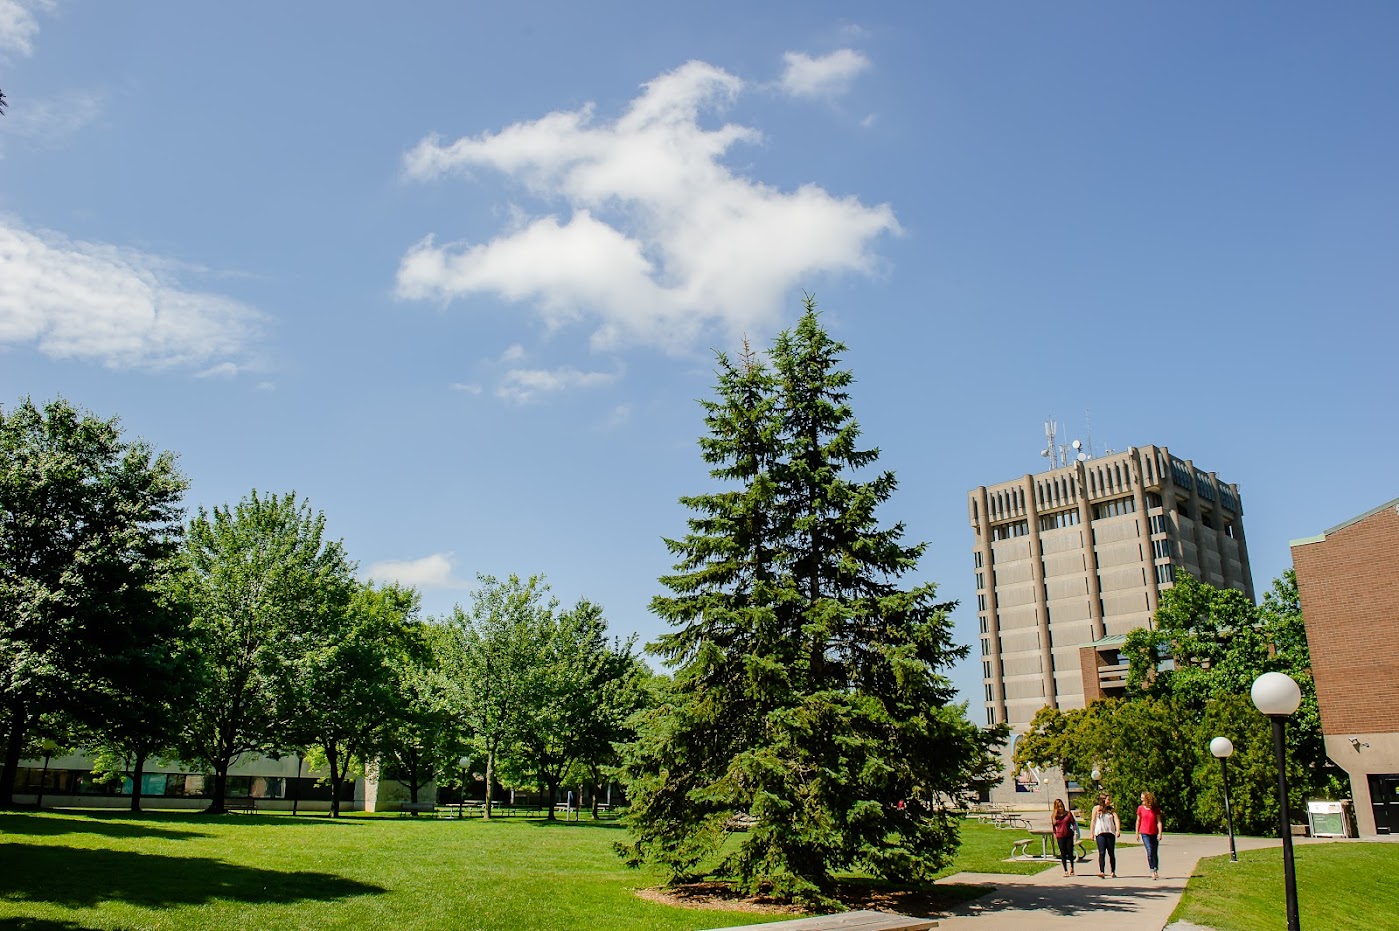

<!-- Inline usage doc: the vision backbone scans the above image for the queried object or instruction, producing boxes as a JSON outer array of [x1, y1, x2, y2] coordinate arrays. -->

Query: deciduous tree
[[0, 397, 186, 804], [172, 491, 354, 813]]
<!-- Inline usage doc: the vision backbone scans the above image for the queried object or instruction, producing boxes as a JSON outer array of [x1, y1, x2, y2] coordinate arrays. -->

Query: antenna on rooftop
[[1084, 409, 1095, 459], [1042, 418, 1087, 469]]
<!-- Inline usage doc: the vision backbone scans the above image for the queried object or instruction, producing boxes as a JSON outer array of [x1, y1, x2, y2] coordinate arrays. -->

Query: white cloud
[[449, 381, 482, 395], [603, 403, 632, 429], [499, 343, 526, 363], [397, 59, 898, 354], [0, 218, 266, 371], [779, 49, 871, 99], [2, 90, 102, 148], [365, 552, 468, 590], [0, 0, 50, 59], [495, 365, 619, 405]]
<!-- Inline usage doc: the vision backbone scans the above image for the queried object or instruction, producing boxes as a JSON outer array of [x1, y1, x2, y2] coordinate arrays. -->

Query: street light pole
[[458, 756, 471, 819], [1252, 672, 1302, 931], [1210, 737, 1238, 862]]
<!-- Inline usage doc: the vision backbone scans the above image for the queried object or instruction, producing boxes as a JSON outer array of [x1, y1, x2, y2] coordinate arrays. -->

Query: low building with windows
[[11, 751, 377, 811], [1291, 496, 1399, 837], [968, 444, 1252, 800]]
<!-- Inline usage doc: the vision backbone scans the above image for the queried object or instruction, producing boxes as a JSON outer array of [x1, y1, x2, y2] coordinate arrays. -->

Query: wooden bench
[[701, 910, 936, 930], [398, 801, 438, 817], [224, 799, 257, 814]]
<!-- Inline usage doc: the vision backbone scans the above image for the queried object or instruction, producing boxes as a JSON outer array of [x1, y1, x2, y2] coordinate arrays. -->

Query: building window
[[1152, 539, 1172, 560], [974, 551, 983, 568], [1150, 514, 1169, 535], [1092, 497, 1136, 520], [992, 519, 1029, 541], [1146, 492, 1163, 510], [983, 661, 991, 679], [985, 684, 993, 703], [977, 594, 986, 612], [1038, 509, 1080, 531], [975, 572, 985, 590], [1155, 563, 1175, 585], [979, 615, 988, 634]]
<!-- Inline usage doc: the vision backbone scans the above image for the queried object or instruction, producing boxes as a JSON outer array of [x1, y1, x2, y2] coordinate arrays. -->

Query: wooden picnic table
[[701, 910, 936, 930]]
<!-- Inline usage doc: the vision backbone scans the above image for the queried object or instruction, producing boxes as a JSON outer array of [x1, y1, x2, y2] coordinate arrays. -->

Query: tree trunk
[[484, 751, 494, 820], [1, 703, 29, 806], [208, 761, 230, 813], [131, 751, 147, 812], [546, 778, 558, 821], [326, 745, 341, 818]]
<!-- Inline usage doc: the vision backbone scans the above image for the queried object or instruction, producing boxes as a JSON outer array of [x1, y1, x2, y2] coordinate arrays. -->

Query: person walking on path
[[1051, 799, 1079, 876], [1090, 793, 1121, 878], [1137, 790, 1164, 879]]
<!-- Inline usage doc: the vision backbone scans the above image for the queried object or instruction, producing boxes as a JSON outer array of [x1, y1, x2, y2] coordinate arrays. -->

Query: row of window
[[14, 769, 354, 801], [1155, 563, 1176, 584], [1038, 509, 1081, 531], [991, 520, 1029, 541], [1092, 497, 1137, 520]]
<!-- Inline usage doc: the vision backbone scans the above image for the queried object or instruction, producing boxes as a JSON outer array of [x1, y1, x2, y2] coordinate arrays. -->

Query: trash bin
[[1307, 800, 1355, 838]]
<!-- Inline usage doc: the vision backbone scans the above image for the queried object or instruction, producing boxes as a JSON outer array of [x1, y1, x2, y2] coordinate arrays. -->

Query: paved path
[[934, 833, 1292, 931]]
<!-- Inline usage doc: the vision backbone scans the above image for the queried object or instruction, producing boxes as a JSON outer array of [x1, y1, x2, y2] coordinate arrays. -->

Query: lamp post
[[1210, 736, 1238, 862], [1252, 671, 1302, 931], [35, 739, 58, 809], [458, 756, 471, 819]]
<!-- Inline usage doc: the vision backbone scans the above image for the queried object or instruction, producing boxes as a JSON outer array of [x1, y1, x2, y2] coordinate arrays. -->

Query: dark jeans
[[1057, 835, 1076, 871], [1096, 832, 1117, 873], [1142, 833, 1160, 872]]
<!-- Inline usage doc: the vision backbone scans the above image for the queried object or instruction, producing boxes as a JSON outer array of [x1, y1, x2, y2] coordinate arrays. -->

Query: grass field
[[1172, 842, 1399, 931], [0, 810, 1042, 930]]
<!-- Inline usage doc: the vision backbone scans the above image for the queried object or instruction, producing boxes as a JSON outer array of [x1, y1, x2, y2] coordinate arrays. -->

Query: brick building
[[1291, 497, 1399, 836]]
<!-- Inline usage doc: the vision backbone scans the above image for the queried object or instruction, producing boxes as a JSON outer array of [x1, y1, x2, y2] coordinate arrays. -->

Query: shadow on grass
[[519, 818, 626, 831], [0, 844, 385, 909], [0, 812, 208, 842], [0, 919, 104, 930]]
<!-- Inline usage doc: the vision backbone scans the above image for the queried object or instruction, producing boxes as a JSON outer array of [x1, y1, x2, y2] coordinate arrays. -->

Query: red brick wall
[[1079, 647, 1104, 704], [1291, 503, 1399, 735]]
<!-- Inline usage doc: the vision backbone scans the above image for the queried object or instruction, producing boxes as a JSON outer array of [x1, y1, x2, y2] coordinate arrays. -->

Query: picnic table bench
[[398, 801, 440, 817], [701, 910, 936, 930], [1011, 831, 1087, 862], [223, 799, 258, 814]]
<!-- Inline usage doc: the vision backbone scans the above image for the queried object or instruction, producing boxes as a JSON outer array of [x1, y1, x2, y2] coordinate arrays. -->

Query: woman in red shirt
[[1051, 798, 1079, 876], [1137, 791, 1163, 879]]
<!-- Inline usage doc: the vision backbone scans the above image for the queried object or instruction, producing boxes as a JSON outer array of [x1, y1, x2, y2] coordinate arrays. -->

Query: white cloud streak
[[0, 0, 49, 58], [2, 90, 102, 148], [364, 552, 468, 591], [0, 218, 266, 371], [779, 49, 871, 99], [496, 365, 619, 404], [397, 59, 898, 353]]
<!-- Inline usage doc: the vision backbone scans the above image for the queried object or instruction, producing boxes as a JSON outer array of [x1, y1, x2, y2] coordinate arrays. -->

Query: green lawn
[[0, 811, 1031, 930], [1172, 842, 1399, 931]]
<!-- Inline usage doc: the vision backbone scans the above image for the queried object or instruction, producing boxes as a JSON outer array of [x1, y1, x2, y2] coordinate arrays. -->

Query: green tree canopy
[[0, 397, 187, 804], [618, 299, 1003, 905], [172, 490, 355, 813]]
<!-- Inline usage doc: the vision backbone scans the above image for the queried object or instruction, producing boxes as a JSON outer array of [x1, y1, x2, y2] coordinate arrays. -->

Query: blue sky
[[3, 2, 1396, 710]]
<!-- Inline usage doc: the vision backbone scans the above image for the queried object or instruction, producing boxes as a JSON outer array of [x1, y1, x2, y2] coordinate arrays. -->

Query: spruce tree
[[620, 299, 1003, 904]]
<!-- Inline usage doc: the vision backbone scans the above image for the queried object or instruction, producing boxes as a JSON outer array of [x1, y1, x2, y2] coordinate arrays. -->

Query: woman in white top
[[1090, 793, 1121, 878]]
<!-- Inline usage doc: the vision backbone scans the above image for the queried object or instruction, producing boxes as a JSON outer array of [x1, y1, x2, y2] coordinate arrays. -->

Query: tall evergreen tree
[[620, 299, 1003, 904]]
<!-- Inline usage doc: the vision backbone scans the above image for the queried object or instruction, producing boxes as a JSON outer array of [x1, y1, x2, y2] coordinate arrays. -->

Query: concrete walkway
[[934, 832, 1296, 931]]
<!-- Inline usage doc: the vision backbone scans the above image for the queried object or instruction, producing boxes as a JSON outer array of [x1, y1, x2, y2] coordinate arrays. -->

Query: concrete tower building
[[968, 444, 1253, 733]]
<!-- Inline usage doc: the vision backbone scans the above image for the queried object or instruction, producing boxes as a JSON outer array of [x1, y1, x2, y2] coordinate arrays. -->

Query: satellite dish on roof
[[1077, 452, 1088, 462], [1072, 439, 1082, 450]]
